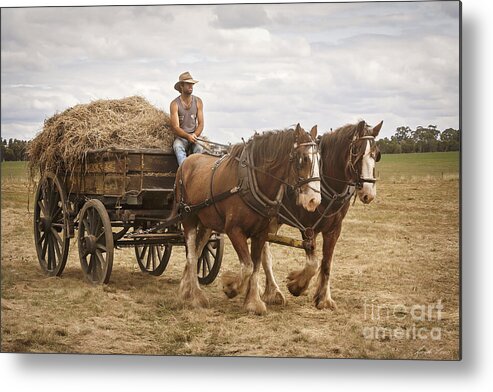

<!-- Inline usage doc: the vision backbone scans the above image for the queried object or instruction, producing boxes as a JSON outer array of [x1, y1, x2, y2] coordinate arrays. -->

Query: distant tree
[[413, 126, 440, 153], [2, 148, 16, 161], [379, 125, 459, 155], [377, 138, 401, 154], [2, 138, 28, 161], [393, 126, 413, 143], [440, 128, 460, 151], [0, 142, 6, 161]]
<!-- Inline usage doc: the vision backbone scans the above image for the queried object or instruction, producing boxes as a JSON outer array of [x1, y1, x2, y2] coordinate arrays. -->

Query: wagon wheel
[[197, 233, 224, 285], [33, 172, 71, 276], [77, 199, 114, 284], [134, 241, 172, 276]]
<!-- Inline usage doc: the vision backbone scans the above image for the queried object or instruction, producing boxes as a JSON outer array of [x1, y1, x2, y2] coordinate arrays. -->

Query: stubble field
[[1, 152, 460, 359]]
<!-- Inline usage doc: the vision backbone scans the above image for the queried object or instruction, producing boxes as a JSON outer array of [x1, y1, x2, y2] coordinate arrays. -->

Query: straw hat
[[174, 71, 199, 92]]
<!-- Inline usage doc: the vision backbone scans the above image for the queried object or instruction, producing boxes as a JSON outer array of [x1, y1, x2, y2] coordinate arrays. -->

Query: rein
[[276, 134, 378, 243], [236, 140, 320, 191], [234, 138, 319, 217], [177, 132, 321, 221], [320, 135, 378, 189]]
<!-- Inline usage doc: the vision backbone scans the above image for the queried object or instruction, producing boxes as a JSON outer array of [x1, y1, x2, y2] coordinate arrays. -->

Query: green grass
[[1, 161, 29, 180], [377, 151, 459, 179], [1, 152, 459, 183]]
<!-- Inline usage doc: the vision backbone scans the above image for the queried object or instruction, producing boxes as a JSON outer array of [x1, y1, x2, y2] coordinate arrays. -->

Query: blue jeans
[[173, 136, 203, 166]]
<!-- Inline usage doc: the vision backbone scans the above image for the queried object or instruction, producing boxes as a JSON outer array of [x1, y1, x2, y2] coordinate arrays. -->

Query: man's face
[[182, 82, 194, 95]]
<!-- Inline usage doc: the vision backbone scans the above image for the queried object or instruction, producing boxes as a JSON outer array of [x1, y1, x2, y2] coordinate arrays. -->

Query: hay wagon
[[33, 147, 223, 285]]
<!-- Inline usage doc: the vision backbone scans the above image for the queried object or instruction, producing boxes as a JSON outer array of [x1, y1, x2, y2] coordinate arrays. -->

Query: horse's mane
[[319, 122, 372, 178], [319, 124, 356, 172], [225, 128, 297, 172]]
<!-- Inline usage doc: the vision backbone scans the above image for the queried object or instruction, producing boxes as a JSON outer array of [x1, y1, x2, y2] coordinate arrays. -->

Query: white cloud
[[1, 2, 460, 143]]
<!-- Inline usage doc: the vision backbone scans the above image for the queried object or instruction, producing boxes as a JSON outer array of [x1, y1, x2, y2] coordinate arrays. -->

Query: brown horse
[[173, 124, 321, 314], [261, 120, 383, 309]]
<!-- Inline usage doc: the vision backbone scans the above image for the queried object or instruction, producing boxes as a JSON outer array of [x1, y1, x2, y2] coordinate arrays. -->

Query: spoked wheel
[[135, 242, 172, 276], [134, 223, 174, 276], [77, 199, 114, 284], [197, 233, 224, 285], [33, 172, 71, 276]]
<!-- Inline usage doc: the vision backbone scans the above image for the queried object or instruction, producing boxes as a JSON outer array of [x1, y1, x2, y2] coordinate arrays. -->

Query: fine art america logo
[[362, 300, 444, 341]]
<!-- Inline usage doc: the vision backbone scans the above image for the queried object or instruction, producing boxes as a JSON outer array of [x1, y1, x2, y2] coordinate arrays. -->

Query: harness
[[349, 135, 379, 189], [276, 135, 379, 247], [179, 137, 320, 220]]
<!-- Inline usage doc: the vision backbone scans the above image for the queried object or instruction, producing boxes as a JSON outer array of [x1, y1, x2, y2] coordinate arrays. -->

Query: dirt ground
[[1, 166, 460, 359]]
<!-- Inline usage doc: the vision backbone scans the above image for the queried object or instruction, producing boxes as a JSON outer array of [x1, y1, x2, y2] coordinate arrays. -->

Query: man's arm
[[194, 97, 204, 137], [170, 100, 196, 142]]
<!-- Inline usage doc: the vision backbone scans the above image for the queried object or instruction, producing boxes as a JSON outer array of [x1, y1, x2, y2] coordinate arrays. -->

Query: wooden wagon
[[33, 147, 223, 285]]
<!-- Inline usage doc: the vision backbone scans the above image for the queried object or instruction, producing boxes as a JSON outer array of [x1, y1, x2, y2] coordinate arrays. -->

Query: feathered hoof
[[179, 281, 209, 308], [314, 296, 337, 311], [190, 290, 210, 309], [261, 288, 286, 306], [286, 269, 310, 297], [221, 271, 241, 299], [245, 298, 267, 316]]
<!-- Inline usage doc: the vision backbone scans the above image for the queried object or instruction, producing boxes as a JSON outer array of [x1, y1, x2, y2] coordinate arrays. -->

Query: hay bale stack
[[28, 96, 174, 177]]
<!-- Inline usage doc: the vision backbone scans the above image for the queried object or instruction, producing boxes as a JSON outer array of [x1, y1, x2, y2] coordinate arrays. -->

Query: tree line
[[376, 125, 460, 154], [1, 138, 29, 161], [0, 125, 461, 161]]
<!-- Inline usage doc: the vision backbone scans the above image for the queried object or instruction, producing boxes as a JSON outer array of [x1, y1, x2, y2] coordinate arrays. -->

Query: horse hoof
[[286, 270, 309, 297], [245, 300, 267, 316], [221, 271, 241, 299], [315, 297, 337, 311], [262, 289, 286, 306], [192, 293, 210, 309], [224, 286, 239, 299]]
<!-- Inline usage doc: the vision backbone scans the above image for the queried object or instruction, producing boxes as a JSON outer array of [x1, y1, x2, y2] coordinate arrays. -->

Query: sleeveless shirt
[[174, 95, 198, 134]]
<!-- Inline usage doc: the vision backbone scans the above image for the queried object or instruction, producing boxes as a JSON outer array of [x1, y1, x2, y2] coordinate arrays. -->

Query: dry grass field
[[1, 152, 460, 359]]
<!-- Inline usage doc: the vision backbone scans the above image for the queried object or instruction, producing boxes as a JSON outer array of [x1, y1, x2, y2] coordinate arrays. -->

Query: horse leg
[[286, 232, 319, 296], [178, 218, 209, 308], [195, 222, 213, 259], [244, 234, 268, 315], [221, 228, 253, 299], [313, 225, 342, 310], [261, 242, 286, 305]]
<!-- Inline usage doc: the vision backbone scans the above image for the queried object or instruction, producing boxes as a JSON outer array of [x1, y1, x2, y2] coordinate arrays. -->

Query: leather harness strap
[[235, 147, 285, 218]]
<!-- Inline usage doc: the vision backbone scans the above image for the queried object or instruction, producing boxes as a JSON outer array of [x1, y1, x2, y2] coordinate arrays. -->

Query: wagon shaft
[[267, 233, 312, 250]]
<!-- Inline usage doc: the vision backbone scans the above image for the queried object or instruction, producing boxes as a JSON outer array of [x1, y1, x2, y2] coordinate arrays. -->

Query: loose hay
[[27, 96, 174, 179]]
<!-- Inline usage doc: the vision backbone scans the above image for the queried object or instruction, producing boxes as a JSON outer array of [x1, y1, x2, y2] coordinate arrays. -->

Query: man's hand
[[187, 133, 198, 143]]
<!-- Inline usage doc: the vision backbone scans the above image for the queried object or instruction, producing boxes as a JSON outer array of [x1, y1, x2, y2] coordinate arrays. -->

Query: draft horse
[[173, 124, 321, 314], [261, 120, 383, 309]]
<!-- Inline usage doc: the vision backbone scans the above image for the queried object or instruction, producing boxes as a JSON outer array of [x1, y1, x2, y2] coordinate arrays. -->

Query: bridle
[[348, 135, 380, 189], [276, 133, 380, 245], [289, 140, 321, 192], [234, 135, 321, 217]]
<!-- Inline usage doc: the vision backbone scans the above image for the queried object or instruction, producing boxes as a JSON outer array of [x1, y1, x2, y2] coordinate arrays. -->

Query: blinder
[[289, 140, 321, 192], [349, 135, 380, 189]]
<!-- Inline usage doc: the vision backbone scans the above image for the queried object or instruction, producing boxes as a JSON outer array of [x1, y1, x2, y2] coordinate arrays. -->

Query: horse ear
[[356, 120, 366, 137], [372, 120, 383, 137], [310, 125, 318, 140], [294, 123, 303, 138]]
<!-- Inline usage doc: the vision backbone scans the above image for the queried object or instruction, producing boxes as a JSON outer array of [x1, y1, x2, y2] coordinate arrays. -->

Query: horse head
[[348, 120, 383, 204], [291, 124, 321, 212]]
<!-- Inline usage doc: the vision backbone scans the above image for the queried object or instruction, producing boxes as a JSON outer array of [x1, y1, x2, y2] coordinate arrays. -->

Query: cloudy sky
[[1, 1, 460, 143]]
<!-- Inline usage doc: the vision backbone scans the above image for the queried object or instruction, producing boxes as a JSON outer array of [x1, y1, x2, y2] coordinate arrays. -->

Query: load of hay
[[28, 96, 174, 179]]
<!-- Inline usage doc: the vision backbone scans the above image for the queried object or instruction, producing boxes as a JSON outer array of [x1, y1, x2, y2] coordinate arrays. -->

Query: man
[[170, 71, 204, 166]]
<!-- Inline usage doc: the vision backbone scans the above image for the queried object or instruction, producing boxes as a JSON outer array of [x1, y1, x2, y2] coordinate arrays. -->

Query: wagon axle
[[81, 234, 98, 255]]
